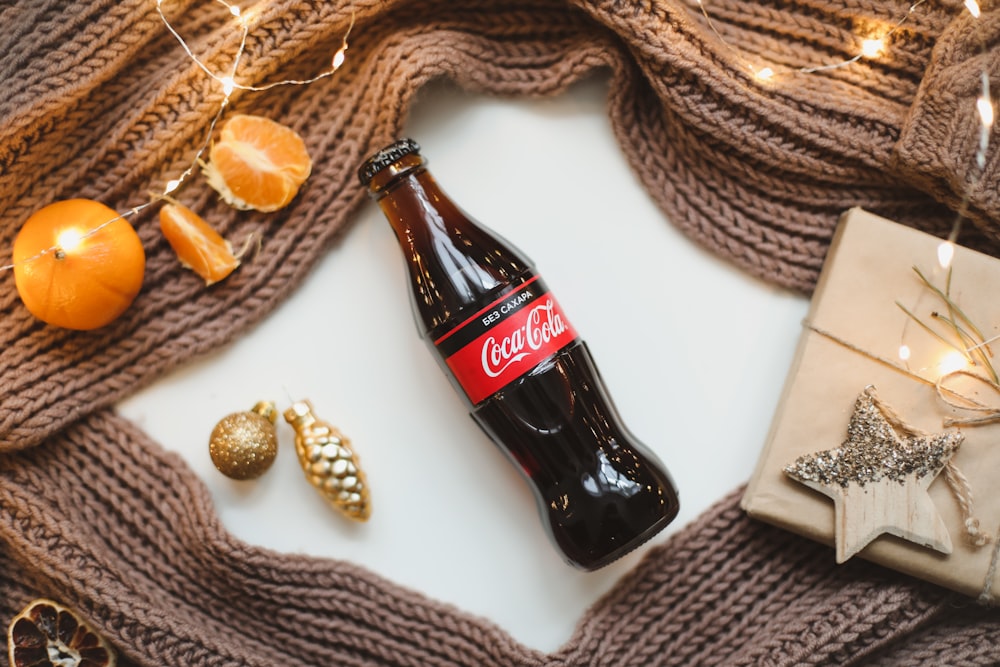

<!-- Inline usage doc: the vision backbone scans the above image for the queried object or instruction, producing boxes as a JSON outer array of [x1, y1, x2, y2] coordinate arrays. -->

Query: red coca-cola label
[[434, 275, 578, 404]]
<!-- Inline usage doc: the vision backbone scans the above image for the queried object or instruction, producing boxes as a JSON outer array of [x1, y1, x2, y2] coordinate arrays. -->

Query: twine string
[[937, 369, 1000, 427], [943, 462, 992, 548], [980, 525, 1000, 605], [868, 386, 930, 438], [805, 321, 993, 548]]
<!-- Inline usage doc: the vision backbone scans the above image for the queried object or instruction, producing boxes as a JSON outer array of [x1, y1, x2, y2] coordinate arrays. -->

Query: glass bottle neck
[[366, 153, 426, 197], [370, 159, 534, 337], [374, 166, 461, 238]]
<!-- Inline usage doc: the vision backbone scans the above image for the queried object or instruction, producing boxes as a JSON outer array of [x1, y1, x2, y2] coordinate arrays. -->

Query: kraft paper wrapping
[[742, 207, 1000, 600]]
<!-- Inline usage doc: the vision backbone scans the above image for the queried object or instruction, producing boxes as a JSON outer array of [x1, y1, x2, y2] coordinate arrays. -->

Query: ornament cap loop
[[283, 399, 317, 429], [252, 400, 278, 424]]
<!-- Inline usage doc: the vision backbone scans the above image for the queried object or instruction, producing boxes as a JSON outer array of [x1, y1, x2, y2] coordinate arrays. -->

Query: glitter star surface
[[784, 386, 963, 562]]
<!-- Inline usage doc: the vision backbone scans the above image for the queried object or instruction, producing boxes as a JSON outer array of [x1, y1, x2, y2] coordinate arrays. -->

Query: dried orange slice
[[8, 598, 117, 667], [12, 199, 145, 330], [159, 202, 240, 285], [203, 114, 312, 212]]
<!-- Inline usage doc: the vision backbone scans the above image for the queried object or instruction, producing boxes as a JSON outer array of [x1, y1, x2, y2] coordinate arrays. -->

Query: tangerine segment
[[159, 202, 240, 285], [203, 114, 312, 212], [12, 199, 145, 330]]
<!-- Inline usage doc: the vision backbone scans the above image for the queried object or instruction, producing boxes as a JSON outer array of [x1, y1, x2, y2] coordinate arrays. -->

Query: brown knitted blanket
[[2, 0, 999, 664]]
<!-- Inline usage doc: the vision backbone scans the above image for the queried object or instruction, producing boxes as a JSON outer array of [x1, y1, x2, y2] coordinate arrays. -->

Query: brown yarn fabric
[[1, 0, 999, 664], [2, 411, 998, 666]]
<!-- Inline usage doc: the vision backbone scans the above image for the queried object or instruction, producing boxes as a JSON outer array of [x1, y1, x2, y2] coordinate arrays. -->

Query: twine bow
[[938, 369, 1000, 427], [932, 369, 1000, 555], [806, 322, 995, 549], [805, 319, 1000, 603], [866, 385, 992, 549]]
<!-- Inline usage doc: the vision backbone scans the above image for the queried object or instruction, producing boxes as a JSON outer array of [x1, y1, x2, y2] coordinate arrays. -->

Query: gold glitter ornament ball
[[209, 401, 279, 480]]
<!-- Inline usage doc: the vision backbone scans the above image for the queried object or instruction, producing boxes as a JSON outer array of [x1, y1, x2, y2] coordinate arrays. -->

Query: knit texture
[[3, 411, 999, 666], [1, 0, 999, 664]]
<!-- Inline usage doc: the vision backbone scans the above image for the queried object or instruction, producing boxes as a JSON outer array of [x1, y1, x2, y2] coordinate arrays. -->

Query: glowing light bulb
[[861, 39, 885, 59], [939, 349, 968, 375], [755, 67, 774, 81], [332, 46, 347, 70], [229, 5, 241, 18], [937, 241, 955, 269], [164, 178, 182, 194], [965, 0, 981, 18], [220, 76, 236, 95], [56, 228, 85, 255], [898, 344, 911, 361], [977, 95, 994, 128]]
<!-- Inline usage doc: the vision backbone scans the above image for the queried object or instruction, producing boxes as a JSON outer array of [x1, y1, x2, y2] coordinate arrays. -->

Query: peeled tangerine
[[8, 598, 117, 667], [203, 114, 312, 212], [12, 199, 145, 330], [159, 202, 240, 285]]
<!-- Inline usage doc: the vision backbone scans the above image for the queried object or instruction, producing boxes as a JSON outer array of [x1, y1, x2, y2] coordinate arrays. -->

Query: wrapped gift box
[[742, 207, 1000, 600]]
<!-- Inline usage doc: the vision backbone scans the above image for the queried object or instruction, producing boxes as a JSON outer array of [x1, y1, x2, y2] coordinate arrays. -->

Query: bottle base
[[568, 499, 679, 571], [472, 341, 681, 571]]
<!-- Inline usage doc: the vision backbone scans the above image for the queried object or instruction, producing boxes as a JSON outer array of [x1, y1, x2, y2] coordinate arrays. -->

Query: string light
[[977, 93, 994, 130], [975, 73, 994, 172], [0, 1, 990, 278], [332, 21, 351, 71], [694, 0, 929, 79], [946, 17, 995, 246], [697, 0, 994, 279], [938, 241, 955, 269], [0, 207, 145, 271], [55, 228, 86, 257], [155, 0, 355, 96], [150, 0, 354, 196], [860, 38, 886, 59], [0, 1, 354, 276], [755, 67, 774, 82], [939, 349, 970, 375], [899, 344, 912, 361]]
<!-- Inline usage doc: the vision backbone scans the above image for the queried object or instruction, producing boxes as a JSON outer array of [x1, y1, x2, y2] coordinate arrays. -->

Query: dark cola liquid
[[360, 139, 679, 569], [473, 340, 679, 570]]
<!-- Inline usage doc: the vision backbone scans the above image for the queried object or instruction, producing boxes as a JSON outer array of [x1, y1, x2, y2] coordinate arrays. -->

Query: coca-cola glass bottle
[[359, 139, 679, 570]]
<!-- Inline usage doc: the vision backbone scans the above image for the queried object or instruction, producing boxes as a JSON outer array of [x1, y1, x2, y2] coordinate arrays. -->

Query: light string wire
[[0, 1, 992, 276], [698, 1, 998, 557], [155, 0, 353, 195], [945, 7, 995, 251], [0, 0, 354, 273], [692, 0, 929, 80], [693, 0, 994, 267]]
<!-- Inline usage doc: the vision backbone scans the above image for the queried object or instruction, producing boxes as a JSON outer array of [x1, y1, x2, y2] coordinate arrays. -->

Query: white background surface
[[117, 75, 809, 653]]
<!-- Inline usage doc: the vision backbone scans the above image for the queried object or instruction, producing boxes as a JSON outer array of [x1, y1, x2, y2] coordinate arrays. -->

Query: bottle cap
[[357, 138, 422, 186]]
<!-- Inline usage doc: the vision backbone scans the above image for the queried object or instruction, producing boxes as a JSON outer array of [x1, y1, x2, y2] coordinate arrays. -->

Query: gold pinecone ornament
[[283, 400, 371, 521]]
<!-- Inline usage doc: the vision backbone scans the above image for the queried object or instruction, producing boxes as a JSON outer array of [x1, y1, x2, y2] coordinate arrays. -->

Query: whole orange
[[12, 199, 145, 330]]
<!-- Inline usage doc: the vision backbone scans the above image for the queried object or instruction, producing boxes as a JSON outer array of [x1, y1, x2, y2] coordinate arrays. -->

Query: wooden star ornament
[[784, 386, 963, 563]]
